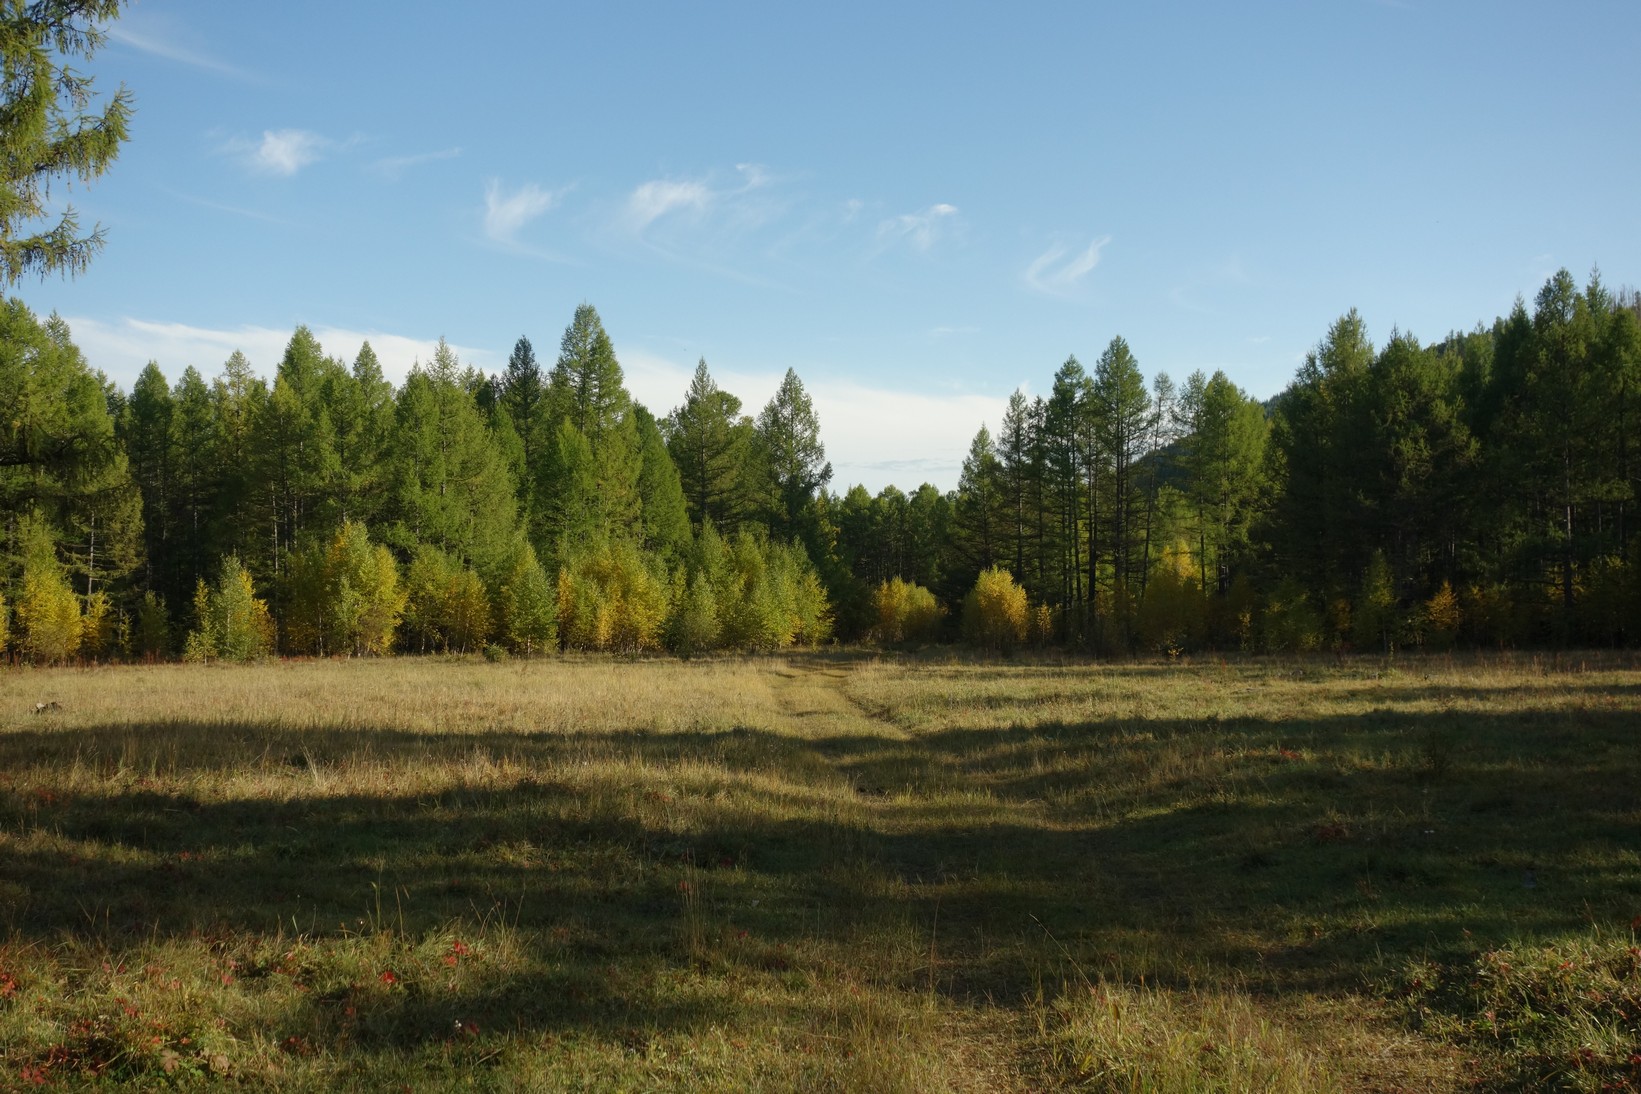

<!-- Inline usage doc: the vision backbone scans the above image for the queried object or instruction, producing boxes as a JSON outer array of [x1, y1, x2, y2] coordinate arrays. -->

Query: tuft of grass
[[1394, 929, 1641, 1092], [1037, 979, 1344, 1092]]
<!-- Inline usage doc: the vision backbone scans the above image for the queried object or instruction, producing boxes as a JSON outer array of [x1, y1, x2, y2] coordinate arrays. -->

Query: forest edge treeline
[[3, 268, 1639, 663]]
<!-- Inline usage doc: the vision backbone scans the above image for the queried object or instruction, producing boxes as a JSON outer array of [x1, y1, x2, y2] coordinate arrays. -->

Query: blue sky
[[19, 1, 1640, 491]]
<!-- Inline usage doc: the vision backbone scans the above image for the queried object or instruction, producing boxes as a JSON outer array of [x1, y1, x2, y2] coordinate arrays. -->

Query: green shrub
[[1261, 576, 1323, 653], [492, 540, 556, 656], [184, 556, 274, 662]]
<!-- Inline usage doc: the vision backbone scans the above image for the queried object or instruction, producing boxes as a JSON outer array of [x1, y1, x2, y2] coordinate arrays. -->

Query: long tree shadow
[[2, 701, 1636, 1011]]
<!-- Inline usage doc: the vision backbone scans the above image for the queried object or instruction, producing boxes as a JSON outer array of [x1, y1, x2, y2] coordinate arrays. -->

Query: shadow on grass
[[2, 699, 1637, 1013]]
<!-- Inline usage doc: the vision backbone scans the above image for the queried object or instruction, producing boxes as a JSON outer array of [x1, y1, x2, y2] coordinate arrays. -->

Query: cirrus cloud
[[1025, 235, 1111, 297], [483, 180, 561, 244], [877, 203, 960, 252]]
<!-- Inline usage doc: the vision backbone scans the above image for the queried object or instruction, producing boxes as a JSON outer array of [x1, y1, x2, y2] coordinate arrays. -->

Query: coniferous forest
[[3, 269, 1639, 663]]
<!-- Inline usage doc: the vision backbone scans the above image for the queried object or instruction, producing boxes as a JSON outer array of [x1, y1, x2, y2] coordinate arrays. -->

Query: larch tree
[[385, 338, 522, 582], [755, 367, 832, 546], [500, 335, 547, 523], [1091, 335, 1153, 610], [327, 341, 396, 526], [664, 358, 754, 532], [634, 404, 691, 561], [166, 365, 218, 609], [997, 389, 1036, 585], [950, 424, 1006, 589], [121, 362, 173, 592], [542, 304, 642, 540], [0, 0, 133, 284]]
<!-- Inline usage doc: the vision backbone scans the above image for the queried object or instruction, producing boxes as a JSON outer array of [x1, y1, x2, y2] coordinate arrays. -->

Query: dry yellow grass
[[0, 650, 1635, 1089]]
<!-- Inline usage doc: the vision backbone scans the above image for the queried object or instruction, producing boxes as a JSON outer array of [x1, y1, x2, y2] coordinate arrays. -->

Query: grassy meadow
[[0, 651, 1638, 1090]]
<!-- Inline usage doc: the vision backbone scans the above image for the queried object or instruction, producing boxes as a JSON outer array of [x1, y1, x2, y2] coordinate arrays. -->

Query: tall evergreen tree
[[950, 425, 1006, 590], [665, 358, 753, 531], [207, 350, 267, 565], [634, 404, 690, 561], [167, 365, 217, 611], [122, 361, 173, 591], [1175, 370, 1268, 594], [997, 389, 1036, 586], [755, 368, 833, 547], [0, 303, 139, 607], [1090, 335, 1153, 610], [542, 304, 642, 541], [1042, 357, 1088, 618], [327, 341, 395, 526], [385, 338, 521, 581], [500, 335, 546, 522]]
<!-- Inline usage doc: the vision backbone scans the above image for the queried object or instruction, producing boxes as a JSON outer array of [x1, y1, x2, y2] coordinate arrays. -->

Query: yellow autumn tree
[[872, 578, 943, 644], [962, 567, 1028, 652], [1422, 580, 1461, 649], [557, 537, 669, 653], [403, 545, 490, 653], [15, 516, 82, 664], [1133, 546, 1207, 654]]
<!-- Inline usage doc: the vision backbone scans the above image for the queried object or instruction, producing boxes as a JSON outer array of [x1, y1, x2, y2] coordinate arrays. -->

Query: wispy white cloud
[[60, 316, 499, 392], [877, 203, 960, 252], [929, 325, 980, 338], [108, 19, 249, 79], [483, 180, 561, 244], [1025, 235, 1111, 296], [373, 147, 462, 180], [626, 179, 713, 232], [624, 164, 780, 235], [226, 129, 329, 176]]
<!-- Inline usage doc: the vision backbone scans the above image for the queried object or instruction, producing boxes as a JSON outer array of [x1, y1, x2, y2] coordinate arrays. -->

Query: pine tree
[[997, 389, 1036, 585], [500, 336, 546, 497], [329, 341, 395, 526], [250, 326, 342, 572], [1091, 335, 1153, 615], [207, 349, 268, 564], [0, 305, 140, 610], [123, 361, 174, 591], [167, 365, 217, 606]]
